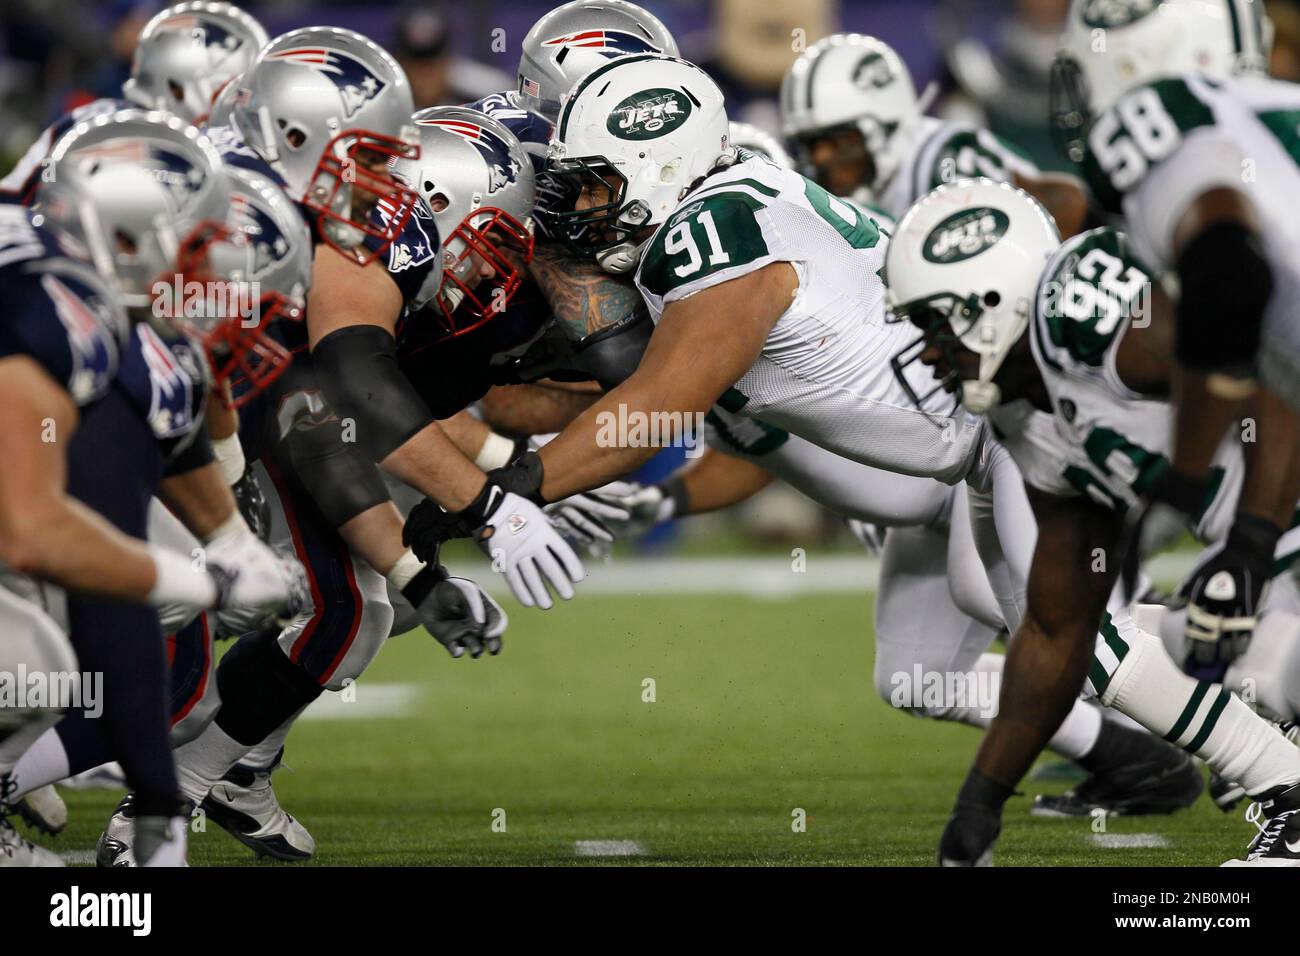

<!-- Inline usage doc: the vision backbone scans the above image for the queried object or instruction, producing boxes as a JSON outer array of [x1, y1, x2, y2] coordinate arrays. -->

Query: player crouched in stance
[[0, 111, 304, 866], [885, 178, 1300, 866]]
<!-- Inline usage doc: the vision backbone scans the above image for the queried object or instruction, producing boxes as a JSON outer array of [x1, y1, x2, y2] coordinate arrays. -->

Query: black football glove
[[1179, 512, 1280, 682], [231, 464, 272, 543], [400, 564, 507, 659]]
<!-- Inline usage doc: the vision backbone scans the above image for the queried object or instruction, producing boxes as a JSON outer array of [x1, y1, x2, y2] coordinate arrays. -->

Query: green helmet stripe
[[1226, 0, 1244, 56], [556, 52, 668, 143]]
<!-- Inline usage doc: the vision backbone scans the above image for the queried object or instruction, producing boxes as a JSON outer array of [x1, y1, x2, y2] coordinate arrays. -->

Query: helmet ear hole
[[428, 191, 450, 213], [983, 290, 1001, 307]]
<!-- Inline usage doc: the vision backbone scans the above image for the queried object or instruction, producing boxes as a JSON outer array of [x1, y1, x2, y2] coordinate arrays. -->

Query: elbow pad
[[311, 325, 435, 462], [1175, 221, 1273, 372], [571, 305, 652, 390]]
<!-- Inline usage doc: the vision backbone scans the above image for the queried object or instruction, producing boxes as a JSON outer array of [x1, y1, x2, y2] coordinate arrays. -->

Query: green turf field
[[38, 590, 1255, 866]]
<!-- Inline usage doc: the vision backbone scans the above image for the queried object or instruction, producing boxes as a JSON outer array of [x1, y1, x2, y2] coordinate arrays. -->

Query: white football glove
[[204, 531, 310, 629], [476, 491, 586, 609], [570, 481, 675, 541], [545, 489, 634, 554]]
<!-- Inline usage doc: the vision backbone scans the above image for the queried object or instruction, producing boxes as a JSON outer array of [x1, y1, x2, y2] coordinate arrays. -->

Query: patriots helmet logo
[[267, 47, 387, 119], [541, 29, 663, 58], [230, 193, 292, 279], [417, 118, 521, 194]]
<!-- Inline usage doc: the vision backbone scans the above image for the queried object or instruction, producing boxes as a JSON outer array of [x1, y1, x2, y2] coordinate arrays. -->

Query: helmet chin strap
[[960, 379, 1000, 415]]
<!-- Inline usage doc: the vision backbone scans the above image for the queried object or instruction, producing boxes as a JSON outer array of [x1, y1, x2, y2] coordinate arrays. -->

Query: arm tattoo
[[529, 242, 645, 341]]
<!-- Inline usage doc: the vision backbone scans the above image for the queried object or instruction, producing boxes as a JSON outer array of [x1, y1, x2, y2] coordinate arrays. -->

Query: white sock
[[7, 727, 69, 800], [173, 722, 252, 804], [0, 710, 63, 780], [1102, 629, 1300, 796]]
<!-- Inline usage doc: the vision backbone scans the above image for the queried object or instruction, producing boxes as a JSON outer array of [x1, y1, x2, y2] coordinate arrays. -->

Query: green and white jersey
[[874, 116, 1038, 221], [989, 227, 1242, 542], [1079, 73, 1300, 409], [635, 154, 986, 485], [703, 403, 951, 528]]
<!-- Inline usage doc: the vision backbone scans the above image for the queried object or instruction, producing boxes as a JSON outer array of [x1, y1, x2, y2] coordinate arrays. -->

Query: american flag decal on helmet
[[266, 47, 387, 119], [521, 77, 541, 98]]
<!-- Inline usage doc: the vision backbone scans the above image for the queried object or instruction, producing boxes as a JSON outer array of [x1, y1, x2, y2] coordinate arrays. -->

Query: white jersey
[[703, 405, 951, 529], [988, 227, 1246, 542], [1079, 73, 1300, 411], [634, 154, 985, 485], [873, 116, 1038, 221]]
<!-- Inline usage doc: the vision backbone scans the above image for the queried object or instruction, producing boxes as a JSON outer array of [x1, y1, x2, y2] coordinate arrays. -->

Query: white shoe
[[0, 816, 63, 867], [200, 765, 314, 861], [137, 816, 188, 867], [16, 785, 67, 835]]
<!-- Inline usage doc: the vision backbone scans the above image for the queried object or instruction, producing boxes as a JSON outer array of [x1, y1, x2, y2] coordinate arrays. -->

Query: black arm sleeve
[[311, 325, 435, 462], [162, 422, 215, 478], [1175, 220, 1273, 372], [282, 417, 392, 529]]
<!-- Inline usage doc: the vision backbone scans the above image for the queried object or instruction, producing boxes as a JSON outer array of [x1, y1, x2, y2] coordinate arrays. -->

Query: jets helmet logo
[[1080, 0, 1158, 29], [267, 47, 387, 119], [852, 51, 895, 90], [417, 118, 521, 194], [607, 88, 692, 141], [922, 207, 1011, 264]]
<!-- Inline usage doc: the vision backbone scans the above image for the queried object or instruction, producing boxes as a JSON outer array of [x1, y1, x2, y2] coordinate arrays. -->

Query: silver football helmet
[[123, 2, 269, 124], [230, 26, 421, 263], [37, 109, 228, 312], [175, 165, 312, 405], [397, 107, 536, 334], [517, 0, 678, 122]]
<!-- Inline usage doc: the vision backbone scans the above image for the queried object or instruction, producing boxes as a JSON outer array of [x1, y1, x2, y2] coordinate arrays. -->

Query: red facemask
[[435, 207, 534, 336], [160, 221, 303, 408], [304, 129, 421, 266]]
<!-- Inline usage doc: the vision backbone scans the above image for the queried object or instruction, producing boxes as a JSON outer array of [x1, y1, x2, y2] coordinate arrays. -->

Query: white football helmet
[[397, 107, 536, 334], [781, 34, 934, 200], [885, 178, 1061, 414], [38, 109, 229, 312], [1052, 0, 1272, 162], [517, 0, 678, 122], [547, 54, 729, 274], [123, 2, 269, 124], [230, 27, 421, 263], [728, 121, 793, 169]]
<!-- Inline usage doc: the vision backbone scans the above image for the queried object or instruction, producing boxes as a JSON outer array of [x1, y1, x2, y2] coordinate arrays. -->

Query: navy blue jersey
[[0, 206, 125, 406], [114, 322, 210, 464], [0, 98, 129, 205]]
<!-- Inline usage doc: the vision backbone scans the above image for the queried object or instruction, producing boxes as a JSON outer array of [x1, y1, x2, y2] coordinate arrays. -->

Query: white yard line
[[1089, 833, 1171, 849], [474, 552, 1200, 599], [574, 839, 646, 858], [296, 683, 420, 721]]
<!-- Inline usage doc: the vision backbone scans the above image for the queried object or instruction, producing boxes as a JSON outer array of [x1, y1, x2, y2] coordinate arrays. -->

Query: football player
[[885, 176, 1300, 866], [781, 33, 1090, 236], [1052, 0, 1300, 670]]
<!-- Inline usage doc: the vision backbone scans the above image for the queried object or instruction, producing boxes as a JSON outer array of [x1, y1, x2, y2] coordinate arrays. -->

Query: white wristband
[[385, 548, 425, 591], [147, 545, 218, 609], [202, 510, 249, 544], [474, 431, 517, 471], [211, 433, 246, 486]]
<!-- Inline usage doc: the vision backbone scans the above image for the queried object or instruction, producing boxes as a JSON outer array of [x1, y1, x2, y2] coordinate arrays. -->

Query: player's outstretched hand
[[476, 490, 585, 609], [410, 574, 508, 659], [206, 531, 310, 626]]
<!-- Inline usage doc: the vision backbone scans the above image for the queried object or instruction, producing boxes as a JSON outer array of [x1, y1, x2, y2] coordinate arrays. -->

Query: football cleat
[[1031, 745, 1203, 817], [95, 793, 138, 867], [1209, 720, 1298, 813], [200, 763, 315, 861], [0, 816, 63, 867], [1222, 782, 1300, 867], [16, 785, 68, 835]]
